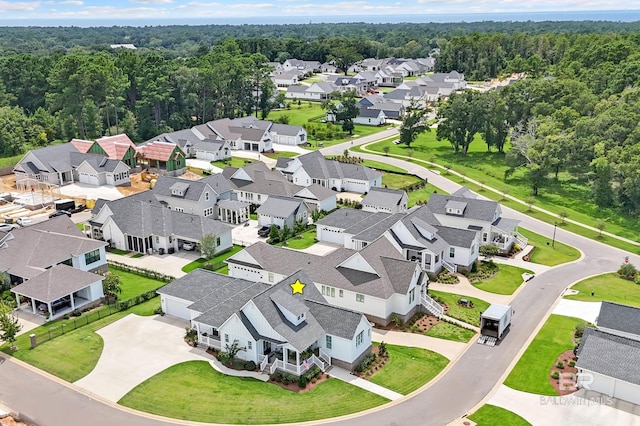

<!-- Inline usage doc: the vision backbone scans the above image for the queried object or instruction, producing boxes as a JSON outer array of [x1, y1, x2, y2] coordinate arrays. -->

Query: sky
[[0, 0, 637, 23]]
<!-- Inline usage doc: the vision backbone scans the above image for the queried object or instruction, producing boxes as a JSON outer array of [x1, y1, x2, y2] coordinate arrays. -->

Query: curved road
[[2, 133, 638, 426]]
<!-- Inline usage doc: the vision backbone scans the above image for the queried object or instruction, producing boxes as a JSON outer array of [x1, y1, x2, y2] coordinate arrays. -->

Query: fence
[[30, 290, 161, 348], [107, 260, 175, 282]]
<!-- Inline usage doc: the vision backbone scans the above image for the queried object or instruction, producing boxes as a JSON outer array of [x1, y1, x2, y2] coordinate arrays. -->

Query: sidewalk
[[552, 299, 601, 323], [329, 365, 403, 401], [429, 274, 512, 305], [372, 329, 467, 361], [232, 151, 277, 168], [489, 246, 552, 275]]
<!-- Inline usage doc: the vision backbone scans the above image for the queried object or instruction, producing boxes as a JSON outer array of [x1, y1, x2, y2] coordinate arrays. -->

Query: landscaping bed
[[377, 312, 474, 343], [549, 349, 578, 395]]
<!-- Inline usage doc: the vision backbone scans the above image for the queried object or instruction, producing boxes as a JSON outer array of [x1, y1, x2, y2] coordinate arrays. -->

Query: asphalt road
[[1, 137, 638, 426]]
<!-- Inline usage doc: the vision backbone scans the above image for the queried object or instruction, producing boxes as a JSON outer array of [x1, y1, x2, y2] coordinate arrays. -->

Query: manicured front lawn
[[425, 321, 476, 343], [369, 344, 449, 395], [119, 361, 388, 424], [211, 157, 254, 169], [471, 264, 534, 295], [2, 299, 160, 382], [504, 315, 585, 395], [361, 159, 406, 174], [469, 404, 531, 426], [407, 183, 447, 206], [381, 172, 422, 190], [518, 228, 580, 266], [429, 290, 490, 326], [278, 228, 317, 250], [181, 245, 244, 273], [563, 273, 640, 307], [264, 151, 299, 159], [107, 248, 130, 255], [114, 268, 168, 301]]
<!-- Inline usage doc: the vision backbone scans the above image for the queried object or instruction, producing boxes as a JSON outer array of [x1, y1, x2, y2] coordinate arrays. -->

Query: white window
[[248, 341, 252, 350], [409, 288, 415, 304], [268, 272, 274, 283], [205, 192, 210, 201], [330, 287, 335, 297], [449, 247, 455, 257], [482, 232, 488, 242], [224, 334, 229, 343], [356, 330, 364, 347], [339, 289, 343, 298], [326, 335, 332, 349], [356, 294, 364, 303]]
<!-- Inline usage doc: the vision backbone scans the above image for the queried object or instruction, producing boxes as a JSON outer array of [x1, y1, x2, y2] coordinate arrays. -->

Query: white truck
[[478, 304, 513, 346]]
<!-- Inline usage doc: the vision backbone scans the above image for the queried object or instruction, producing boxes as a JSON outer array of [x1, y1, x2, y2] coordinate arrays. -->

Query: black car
[[257, 226, 271, 237], [49, 210, 71, 219]]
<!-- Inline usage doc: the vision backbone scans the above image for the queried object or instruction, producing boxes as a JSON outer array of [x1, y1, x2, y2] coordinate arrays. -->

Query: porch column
[[70, 293, 75, 310], [47, 302, 52, 318], [15, 293, 20, 308], [296, 351, 301, 375], [31, 298, 36, 314]]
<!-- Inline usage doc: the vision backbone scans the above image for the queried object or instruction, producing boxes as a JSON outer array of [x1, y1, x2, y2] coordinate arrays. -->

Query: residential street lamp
[[552, 221, 558, 248]]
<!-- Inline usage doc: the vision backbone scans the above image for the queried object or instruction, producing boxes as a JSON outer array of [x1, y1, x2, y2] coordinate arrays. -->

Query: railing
[[270, 359, 281, 375], [442, 260, 457, 274], [422, 294, 444, 318], [514, 232, 528, 248], [319, 348, 332, 367], [198, 335, 221, 350], [309, 355, 326, 372], [259, 354, 268, 372]]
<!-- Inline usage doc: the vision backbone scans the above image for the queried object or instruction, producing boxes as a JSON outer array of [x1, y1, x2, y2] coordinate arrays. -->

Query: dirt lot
[[117, 170, 203, 197]]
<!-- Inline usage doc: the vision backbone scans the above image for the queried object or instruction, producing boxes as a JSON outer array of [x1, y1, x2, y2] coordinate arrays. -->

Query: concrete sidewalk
[[372, 329, 467, 361], [329, 365, 403, 401], [489, 246, 552, 275], [429, 274, 512, 305]]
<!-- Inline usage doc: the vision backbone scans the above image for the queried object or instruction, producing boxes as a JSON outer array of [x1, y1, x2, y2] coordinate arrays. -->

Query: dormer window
[[445, 200, 467, 216], [205, 192, 209, 201]]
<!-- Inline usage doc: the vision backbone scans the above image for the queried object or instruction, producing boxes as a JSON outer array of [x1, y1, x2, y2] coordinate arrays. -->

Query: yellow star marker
[[290, 279, 306, 295]]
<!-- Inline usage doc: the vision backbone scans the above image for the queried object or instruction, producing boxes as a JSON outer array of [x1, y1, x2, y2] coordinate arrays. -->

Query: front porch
[[490, 218, 527, 252], [263, 344, 331, 377]]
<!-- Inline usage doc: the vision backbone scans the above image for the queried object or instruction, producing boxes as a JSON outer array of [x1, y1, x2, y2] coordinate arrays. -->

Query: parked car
[[257, 226, 271, 237], [49, 210, 71, 219], [16, 217, 33, 227], [0, 223, 18, 232], [182, 241, 196, 251]]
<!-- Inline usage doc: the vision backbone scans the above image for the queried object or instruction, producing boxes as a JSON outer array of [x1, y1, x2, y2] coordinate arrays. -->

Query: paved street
[[1, 132, 639, 426]]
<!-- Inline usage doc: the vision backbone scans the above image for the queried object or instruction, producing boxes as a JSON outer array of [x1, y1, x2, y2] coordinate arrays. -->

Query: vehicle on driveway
[[49, 210, 72, 219], [0, 223, 18, 232], [182, 241, 196, 251], [258, 225, 280, 237], [16, 217, 33, 227]]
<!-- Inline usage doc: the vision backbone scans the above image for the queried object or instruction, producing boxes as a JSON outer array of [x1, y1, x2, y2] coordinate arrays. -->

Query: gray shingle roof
[[597, 302, 640, 338], [256, 196, 306, 219], [306, 300, 363, 339], [295, 184, 336, 201], [492, 217, 520, 233], [270, 123, 304, 136], [352, 213, 405, 243], [316, 208, 377, 230], [223, 162, 304, 198], [428, 193, 498, 222], [78, 156, 124, 173], [361, 187, 407, 210], [11, 263, 103, 302], [14, 143, 79, 174], [577, 327, 640, 386], [433, 225, 477, 248], [296, 151, 381, 182]]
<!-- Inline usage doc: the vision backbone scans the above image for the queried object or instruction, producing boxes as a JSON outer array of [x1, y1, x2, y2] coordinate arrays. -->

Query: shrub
[[298, 376, 308, 388], [71, 309, 82, 317], [551, 371, 560, 380], [569, 360, 576, 367], [391, 315, 402, 328], [63, 314, 70, 320], [635, 274, 640, 285], [154, 306, 164, 315], [378, 341, 388, 358], [575, 323, 585, 338], [244, 360, 256, 371], [311, 377, 317, 384], [435, 270, 459, 284], [557, 361, 565, 369], [185, 327, 198, 346], [354, 352, 376, 373], [617, 262, 637, 280]]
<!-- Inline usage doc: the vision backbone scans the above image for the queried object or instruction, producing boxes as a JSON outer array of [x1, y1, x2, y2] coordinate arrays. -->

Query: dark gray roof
[[217, 199, 251, 210], [577, 327, 640, 386], [428, 193, 498, 222], [286, 85, 308, 93], [295, 184, 336, 201], [306, 300, 364, 339], [492, 217, 520, 233], [597, 302, 640, 338], [256, 196, 306, 219], [270, 123, 304, 136], [297, 151, 381, 182], [393, 206, 449, 253], [157, 269, 240, 302], [344, 212, 393, 235], [91, 198, 109, 215], [223, 162, 304, 198], [384, 89, 409, 100], [452, 186, 477, 199], [361, 187, 407, 210], [275, 157, 292, 169], [316, 208, 377, 230], [358, 107, 383, 118], [192, 140, 226, 152], [78, 155, 125, 173], [433, 225, 477, 248], [352, 213, 405, 243], [153, 174, 231, 201], [11, 263, 103, 302], [14, 143, 79, 174]]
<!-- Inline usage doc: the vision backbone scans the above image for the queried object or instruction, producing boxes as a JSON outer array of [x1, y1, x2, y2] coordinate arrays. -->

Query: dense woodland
[[1, 21, 640, 215]]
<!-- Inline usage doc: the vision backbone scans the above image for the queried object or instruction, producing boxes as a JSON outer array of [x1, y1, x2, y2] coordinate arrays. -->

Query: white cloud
[[57, 1, 83, 5], [130, 0, 173, 4], [0, 1, 40, 12]]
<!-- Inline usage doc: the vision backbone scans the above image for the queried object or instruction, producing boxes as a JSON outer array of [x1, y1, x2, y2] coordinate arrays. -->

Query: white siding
[[317, 225, 344, 245], [581, 370, 640, 405], [161, 294, 192, 320], [219, 313, 258, 362], [72, 246, 107, 272], [313, 282, 388, 319]]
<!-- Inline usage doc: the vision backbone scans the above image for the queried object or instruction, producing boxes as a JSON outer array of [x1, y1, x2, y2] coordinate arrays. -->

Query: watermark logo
[[540, 372, 613, 406]]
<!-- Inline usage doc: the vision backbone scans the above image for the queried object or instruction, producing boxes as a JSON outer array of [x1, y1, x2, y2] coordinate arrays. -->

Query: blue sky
[[0, 0, 635, 22]]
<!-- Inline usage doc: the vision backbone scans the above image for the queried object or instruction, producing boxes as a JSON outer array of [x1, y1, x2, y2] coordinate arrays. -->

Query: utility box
[[480, 304, 512, 341]]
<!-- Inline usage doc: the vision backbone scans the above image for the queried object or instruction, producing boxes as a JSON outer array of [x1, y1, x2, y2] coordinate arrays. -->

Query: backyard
[[381, 172, 422, 190], [361, 159, 407, 174], [428, 290, 490, 326], [468, 404, 531, 426], [277, 228, 317, 250], [115, 268, 169, 300], [504, 315, 585, 395], [181, 245, 244, 273], [369, 343, 449, 395], [211, 157, 255, 169], [470, 264, 534, 295], [118, 360, 388, 424], [563, 273, 640, 307]]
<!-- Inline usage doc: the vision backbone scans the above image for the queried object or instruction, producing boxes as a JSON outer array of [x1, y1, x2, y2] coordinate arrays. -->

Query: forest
[[1, 21, 640, 216]]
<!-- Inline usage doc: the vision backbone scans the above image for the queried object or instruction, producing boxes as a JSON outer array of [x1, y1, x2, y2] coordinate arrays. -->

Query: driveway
[[231, 219, 267, 247], [59, 183, 123, 201], [298, 241, 341, 256], [74, 314, 209, 402], [271, 143, 310, 154], [105, 250, 200, 278], [372, 329, 466, 361], [186, 158, 222, 173]]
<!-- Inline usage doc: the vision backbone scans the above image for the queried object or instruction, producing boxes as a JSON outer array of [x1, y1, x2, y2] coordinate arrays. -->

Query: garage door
[[318, 226, 343, 244], [162, 295, 192, 320], [81, 173, 99, 186], [195, 151, 215, 161], [614, 379, 640, 405]]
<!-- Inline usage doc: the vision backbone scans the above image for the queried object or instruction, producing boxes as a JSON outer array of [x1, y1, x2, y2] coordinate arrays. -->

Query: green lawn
[[368, 344, 449, 395], [429, 290, 490, 326], [108, 248, 130, 255], [1, 299, 160, 382], [0, 153, 24, 168], [114, 268, 168, 301], [181, 245, 244, 273], [278, 228, 317, 250], [361, 135, 640, 254], [264, 151, 299, 159], [407, 183, 448, 206], [469, 405, 531, 426], [211, 157, 255, 169], [518, 228, 581, 266], [250, 213, 258, 220], [471, 264, 534, 295], [381, 172, 422, 190], [504, 315, 585, 395], [119, 361, 388, 424], [424, 321, 476, 343], [564, 273, 640, 307], [361, 159, 407, 174]]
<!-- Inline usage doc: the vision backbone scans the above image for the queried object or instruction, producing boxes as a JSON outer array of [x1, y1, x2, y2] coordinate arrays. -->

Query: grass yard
[[119, 361, 388, 424], [563, 273, 640, 307], [361, 135, 640, 254], [360, 159, 407, 174], [381, 172, 422, 190], [504, 315, 585, 395], [0, 153, 24, 168], [114, 268, 168, 301], [278, 228, 317, 250], [468, 404, 531, 426], [369, 344, 449, 395], [407, 183, 448, 206], [264, 151, 299, 159], [211, 157, 255, 169], [1, 298, 160, 382], [424, 321, 476, 343], [518, 228, 581, 266], [429, 290, 490, 326], [471, 264, 534, 295], [107, 248, 130, 256], [181, 245, 244, 273]]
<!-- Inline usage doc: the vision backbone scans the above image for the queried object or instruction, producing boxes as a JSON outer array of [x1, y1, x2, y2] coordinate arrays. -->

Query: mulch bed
[[268, 372, 331, 393], [354, 345, 389, 380], [376, 308, 450, 334], [549, 349, 578, 395]]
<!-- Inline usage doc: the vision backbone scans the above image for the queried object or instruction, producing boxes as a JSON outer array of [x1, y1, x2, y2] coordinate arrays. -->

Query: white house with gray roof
[[576, 302, 640, 406], [75, 156, 131, 186], [285, 82, 337, 101], [361, 187, 408, 213], [276, 151, 382, 194], [158, 269, 372, 374], [1, 216, 107, 320], [256, 196, 311, 230], [226, 235, 428, 325]]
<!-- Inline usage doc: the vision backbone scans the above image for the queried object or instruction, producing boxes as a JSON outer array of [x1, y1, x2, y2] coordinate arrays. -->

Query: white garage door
[[196, 151, 216, 161], [614, 379, 640, 405], [162, 295, 192, 320], [81, 173, 99, 185], [318, 226, 343, 245]]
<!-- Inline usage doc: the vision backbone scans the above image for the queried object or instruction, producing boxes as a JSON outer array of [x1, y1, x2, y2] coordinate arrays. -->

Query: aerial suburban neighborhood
[[1, 13, 640, 426]]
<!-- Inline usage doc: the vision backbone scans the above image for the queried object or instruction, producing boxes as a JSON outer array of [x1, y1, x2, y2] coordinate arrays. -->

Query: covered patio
[[11, 264, 104, 320], [217, 200, 251, 224]]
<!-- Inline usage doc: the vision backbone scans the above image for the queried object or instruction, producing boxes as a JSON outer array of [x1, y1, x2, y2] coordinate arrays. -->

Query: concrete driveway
[[186, 158, 222, 173], [105, 250, 199, 278], [231, 219, 267, 247], [298, 241, 341, 256], [74, 314, 209, 402], [59, 183, 123, 201]]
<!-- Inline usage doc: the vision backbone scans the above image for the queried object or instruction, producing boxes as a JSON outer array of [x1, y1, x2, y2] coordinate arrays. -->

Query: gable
[[337, 252, 378, 275], [231, 168, 252, 182], [229, 249, 261, 268]]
